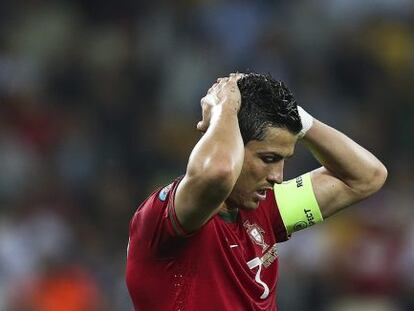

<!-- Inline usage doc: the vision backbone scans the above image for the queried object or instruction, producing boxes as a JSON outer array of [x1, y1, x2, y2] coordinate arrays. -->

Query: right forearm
[[187, 105, 244, 187]]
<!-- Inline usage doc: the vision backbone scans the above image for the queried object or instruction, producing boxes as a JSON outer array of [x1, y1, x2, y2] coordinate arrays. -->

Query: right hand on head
[[197, 74, 242, 132]]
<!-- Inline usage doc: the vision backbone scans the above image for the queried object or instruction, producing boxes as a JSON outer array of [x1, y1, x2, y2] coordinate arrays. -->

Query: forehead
[[245, 127, 297, 157]]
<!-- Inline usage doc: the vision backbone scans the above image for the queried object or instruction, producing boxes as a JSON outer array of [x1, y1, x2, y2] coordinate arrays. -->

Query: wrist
[[219, 100, 240, 114], [210, 105, 238, 125], [297, 106, 314, 138]]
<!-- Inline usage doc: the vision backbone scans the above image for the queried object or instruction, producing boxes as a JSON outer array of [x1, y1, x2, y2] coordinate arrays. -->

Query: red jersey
[[126, 178, 288, 311]]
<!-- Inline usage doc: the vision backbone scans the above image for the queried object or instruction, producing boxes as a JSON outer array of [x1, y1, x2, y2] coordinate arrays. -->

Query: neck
[[218, 202, 239, 223]]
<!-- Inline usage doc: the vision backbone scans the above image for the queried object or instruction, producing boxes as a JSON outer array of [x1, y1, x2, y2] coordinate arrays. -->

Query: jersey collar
[[218, 208, 239, 223]]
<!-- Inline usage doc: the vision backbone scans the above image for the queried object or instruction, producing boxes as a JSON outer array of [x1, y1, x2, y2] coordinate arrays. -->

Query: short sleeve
[[128, 177, 191, 256], [164, 178, 194, 238]]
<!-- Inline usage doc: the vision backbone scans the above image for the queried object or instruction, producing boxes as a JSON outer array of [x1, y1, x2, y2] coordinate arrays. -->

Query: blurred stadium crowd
[[0, 1, 414, 310]]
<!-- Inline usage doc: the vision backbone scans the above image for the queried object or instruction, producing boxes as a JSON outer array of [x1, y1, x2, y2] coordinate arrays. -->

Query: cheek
[[231, 173, 253, 199], [247, 161, 266, 181], [238, 163, 265, 190], [227, 185, 247, 206]]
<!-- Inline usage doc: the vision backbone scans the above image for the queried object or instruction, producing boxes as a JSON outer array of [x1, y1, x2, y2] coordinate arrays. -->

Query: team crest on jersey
[[243, 220, 269, 252], [159, 183, 173, 201]]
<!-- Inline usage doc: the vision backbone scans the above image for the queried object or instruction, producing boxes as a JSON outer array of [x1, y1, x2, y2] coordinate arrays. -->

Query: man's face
[[226, 127, 298, 210]]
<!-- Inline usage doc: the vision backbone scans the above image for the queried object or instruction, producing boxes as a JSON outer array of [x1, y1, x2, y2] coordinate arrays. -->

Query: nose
[[266, 161, 284, 185]]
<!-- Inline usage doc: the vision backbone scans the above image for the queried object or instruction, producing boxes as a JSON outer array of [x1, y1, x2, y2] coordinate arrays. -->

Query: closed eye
[[261, 155, 282, 164]]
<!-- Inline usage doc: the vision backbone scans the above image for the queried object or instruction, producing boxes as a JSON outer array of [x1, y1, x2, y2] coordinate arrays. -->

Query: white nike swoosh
[[230, 244, 239, 248]]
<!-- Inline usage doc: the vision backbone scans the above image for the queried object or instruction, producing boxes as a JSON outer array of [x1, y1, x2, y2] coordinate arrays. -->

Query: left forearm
[[302, 119, 387, 196]]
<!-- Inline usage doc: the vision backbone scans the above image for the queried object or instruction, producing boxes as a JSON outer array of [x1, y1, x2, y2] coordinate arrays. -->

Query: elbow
[[210, 166, 238, 191], [355, 162, 388, 198], [204, 160, 240, 192], [378, 162, 388, 187], [187, 160, 239, 195], [370, 162, 388, 193]]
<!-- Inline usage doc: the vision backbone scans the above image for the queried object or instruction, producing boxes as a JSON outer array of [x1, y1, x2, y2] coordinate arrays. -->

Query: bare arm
[[303, 119, 387, 218], [174, 76, 245, 233]]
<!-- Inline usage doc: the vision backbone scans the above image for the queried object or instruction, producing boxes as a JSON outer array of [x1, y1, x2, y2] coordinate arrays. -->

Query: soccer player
[[125, 73, 387, 310]]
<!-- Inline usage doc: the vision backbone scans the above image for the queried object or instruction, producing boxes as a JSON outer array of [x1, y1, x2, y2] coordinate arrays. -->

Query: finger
[[208, 77, 227, 94], [199, 98, 212, 131], [217, 77, 229, 84], [197, 120, 206, 131], [197, 120, 209, 132], [216, 77, 229, 91], [203, 103, 212, 124], [220, 78, 237, 92], [201, 93, 218, 105], [216, 76, 228, 83], [207, 82, 218, 94], [229, 74, 242, 81], [197, 108, 209, 131], [229, 72, 244, 81]]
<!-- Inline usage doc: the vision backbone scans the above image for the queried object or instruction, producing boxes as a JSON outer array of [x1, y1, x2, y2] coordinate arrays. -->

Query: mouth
[[254, 189, 268, 201]]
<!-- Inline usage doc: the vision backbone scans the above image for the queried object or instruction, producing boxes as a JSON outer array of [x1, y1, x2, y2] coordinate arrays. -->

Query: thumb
[[197, 121, 207, 132]]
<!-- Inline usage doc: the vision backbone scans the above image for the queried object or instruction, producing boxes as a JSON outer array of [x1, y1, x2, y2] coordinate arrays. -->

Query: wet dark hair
[[237, 73, 302, 144]]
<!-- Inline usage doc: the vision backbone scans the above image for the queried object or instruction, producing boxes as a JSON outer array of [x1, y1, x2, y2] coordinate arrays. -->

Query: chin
[[241, 200, 260, 211]]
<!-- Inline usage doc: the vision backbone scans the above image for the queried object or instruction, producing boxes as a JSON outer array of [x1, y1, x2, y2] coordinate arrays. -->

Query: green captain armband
[[274, 172, 323, 235]]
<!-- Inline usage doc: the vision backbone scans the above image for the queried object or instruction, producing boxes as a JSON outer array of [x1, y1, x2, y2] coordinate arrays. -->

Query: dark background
[[0, 1, 413, 310]]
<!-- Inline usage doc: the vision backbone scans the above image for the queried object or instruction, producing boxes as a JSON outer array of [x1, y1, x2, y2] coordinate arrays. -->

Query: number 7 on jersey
[[247, 257, 269, 299]]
